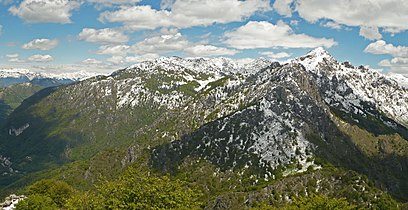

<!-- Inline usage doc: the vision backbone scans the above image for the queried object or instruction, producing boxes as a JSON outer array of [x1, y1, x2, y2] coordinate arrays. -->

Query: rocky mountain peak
[[306, 47, 331, 58]]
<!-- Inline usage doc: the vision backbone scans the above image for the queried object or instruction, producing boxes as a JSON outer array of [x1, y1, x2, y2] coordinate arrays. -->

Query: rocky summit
[[0, 48, 407, 209]]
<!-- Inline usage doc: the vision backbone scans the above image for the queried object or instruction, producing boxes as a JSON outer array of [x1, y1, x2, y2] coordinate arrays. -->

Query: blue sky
[[0, 0, 407, 76]]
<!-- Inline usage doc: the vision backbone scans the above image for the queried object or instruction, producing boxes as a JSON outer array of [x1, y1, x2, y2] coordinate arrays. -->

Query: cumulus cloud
[[364, 40, 408, 57], [273, 0, 293, 17], [379, 58, 408, 76], [224, 21, 336, 49], [365, 40, 408, 75], [185, 45, 238, 57], [285, 0, 408, 37], [22, 38, 59, 50], [28, 54, 53, 62], [129, 30, 237, 57], [78, 28, 128, 44], [97, 45, 130, 56], [7, 53, 54, 63], [99, 0, 271, 31], [321, 21, 342, 30], [87, 0, 140, 6], [259, 51, 291, 59], [93, 29, 239, 58], [160, 0, 175, 9], [359, 26, 382, 40], [9, 0, 81, 24], [130, 32, 189, 54]]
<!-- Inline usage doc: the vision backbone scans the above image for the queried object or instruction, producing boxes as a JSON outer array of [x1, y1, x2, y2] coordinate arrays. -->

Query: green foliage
[[15, 167, 204, 209], [62, 166, 204, 209], [0, 83, 43, 125], [371, 193, 400, 210], [330, 106, 408, 140], [94, 167, 203, 209], [15, 194, 58, 210], [64, 191, 102, 210], [177, 81, 199, 96], [284, 194, 355, 210], [202, 77, 229, 95], [0, 84, 43, 109], [26, 179, 74, 207]]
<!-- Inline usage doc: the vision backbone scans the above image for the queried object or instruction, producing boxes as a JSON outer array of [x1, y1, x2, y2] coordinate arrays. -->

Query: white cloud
[[97, 45, 130, 56], [224, 21, 336, 49], [87, 0, 140, 6], [365, 40, 408, 75], [259, 51, 291, 59], [130, 32, 189, 54], [290, 20, 299, 26], [107, 53, 159, 65], [378, 58, 408, 76], [321, 21, 342, 30], [27, 54, 53, 62], [22, 38, 59, 50], [273, 0, 293, 17], [9, 0, 81, 24], [99, 0, 271, 31], [359, 26, 382, 40], [8, 58, 26, 63], [81, 58, 102, 65], [160, 0, 175, 9], [185, 45, 238, 57], [99, 6, 170, 31], [6, 54, 25, 63], [291, 0, 408, 37], [391, 57, 408, 64], [364, 40, 408, 57], [5, 53, 19, 58], [78, 28, 128, 44], [97, 30, 237, 58]]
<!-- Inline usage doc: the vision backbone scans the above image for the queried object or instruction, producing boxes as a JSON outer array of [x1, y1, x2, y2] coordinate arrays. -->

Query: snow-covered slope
[[127, 56, 273, 75], [80, 57, 272, 111], [151, 48, 408, 180], [297, 47, 408, 127], [388, 73, 408, 88]]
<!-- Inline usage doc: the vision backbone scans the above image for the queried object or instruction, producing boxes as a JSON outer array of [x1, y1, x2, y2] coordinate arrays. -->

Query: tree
[[26, 179, 75, 208], [94, 167, 203, 209], [15, 194, 58, 210], [286, 194, 355, 210]]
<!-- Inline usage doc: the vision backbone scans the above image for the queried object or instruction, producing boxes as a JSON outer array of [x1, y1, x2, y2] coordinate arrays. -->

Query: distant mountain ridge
[[0, 68, 98, 88]]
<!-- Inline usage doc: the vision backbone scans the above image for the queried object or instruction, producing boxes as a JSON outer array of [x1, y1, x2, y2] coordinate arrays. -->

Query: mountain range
[[0, 48, 407, 209]]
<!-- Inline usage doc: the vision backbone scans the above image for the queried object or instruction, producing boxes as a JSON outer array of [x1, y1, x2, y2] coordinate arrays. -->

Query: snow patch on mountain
[[297, 48, 408, 127], [127, 56, 273, 75], [388, 73, 408, 88], [250, 97, 312, 170]]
